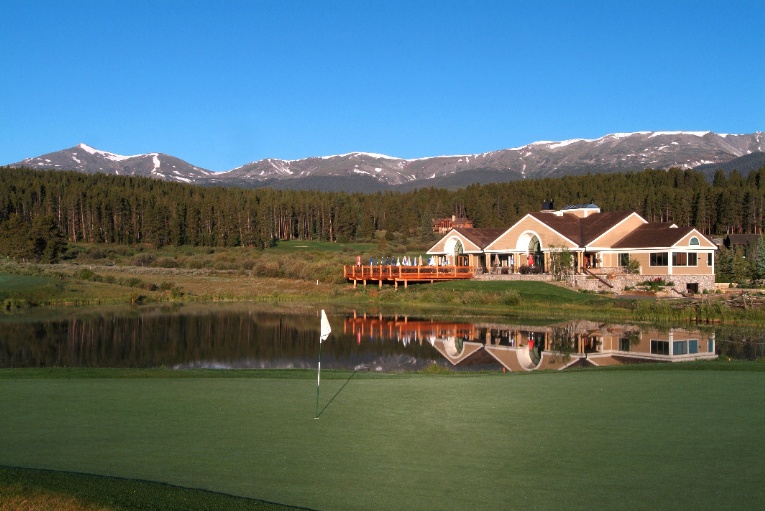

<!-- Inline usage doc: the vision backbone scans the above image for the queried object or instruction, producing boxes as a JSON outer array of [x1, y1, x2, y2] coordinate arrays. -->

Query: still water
[[1, 304, 763, 370]]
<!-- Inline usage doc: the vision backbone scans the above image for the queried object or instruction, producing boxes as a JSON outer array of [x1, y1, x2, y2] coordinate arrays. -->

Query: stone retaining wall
[[474, 272, 715, 294], [571, 274, 716, 294]]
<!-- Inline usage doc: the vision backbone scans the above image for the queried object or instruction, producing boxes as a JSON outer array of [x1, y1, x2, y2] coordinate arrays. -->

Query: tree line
[[1, 165, 765, 262]]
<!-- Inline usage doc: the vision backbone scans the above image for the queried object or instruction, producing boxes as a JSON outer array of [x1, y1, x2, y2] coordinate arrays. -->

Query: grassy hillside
[[3, 240, 765, 323]]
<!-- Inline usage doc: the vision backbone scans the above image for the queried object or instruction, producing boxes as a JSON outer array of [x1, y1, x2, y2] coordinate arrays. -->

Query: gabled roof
[[526, 212, 583, 245], [526, 210, 636, 247], [726, 234, 761, 247], [580, 211, 638, 246], [453, 227, 507, 249], [611, 223, 691, 249], [427, 227, 506, 254]]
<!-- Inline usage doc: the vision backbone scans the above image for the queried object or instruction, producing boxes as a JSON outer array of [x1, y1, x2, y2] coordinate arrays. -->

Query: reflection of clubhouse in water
[[344, 314, 716, 371]]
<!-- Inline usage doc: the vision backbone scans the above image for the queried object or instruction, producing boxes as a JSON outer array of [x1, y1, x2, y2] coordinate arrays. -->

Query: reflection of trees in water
[[4, 312, 763, 368], [0, 310, 439, 368], [454, 337, 464, 354], [0, 312, 313, 367], [714, 326, 765, 360], [622, 331, 641, 349], [547, 325, 577, 363]]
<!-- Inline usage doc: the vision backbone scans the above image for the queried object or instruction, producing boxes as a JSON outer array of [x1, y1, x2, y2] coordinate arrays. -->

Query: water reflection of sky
[[1, 305, 762, 370]]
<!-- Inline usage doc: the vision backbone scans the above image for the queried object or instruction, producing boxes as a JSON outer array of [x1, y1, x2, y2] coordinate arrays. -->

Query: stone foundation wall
[[474, 272, 715, 294], [571, 274, 716, 294]]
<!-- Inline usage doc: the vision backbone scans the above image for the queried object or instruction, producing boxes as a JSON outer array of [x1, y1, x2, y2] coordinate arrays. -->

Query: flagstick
[[315, 336, 322, 419], [316, 309, 331, 420]]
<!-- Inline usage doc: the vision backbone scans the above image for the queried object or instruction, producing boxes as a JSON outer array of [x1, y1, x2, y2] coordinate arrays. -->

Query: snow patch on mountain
[[10, 132, 764, 189], [649, 131, 710, 138], [547, 138, 589, 149], [321, 152, 400, 160], [78, 143, 137, 162]]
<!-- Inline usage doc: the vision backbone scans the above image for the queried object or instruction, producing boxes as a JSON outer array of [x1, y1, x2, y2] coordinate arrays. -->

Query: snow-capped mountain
[[13, 143, 213, 183], [8, 132, 764, 189]]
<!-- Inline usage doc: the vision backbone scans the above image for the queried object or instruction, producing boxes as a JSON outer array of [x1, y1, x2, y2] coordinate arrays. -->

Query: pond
[[1, 303, 763, 370]]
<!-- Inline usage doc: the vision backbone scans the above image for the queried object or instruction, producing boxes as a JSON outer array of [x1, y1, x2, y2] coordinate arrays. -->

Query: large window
[[673, 252, 698, 266], [619, 253, 630, 266], [650, 340, 669, 355], [650, 252, 668, 266], [707, 253, 713, 266], [673, 340, 699, 355]]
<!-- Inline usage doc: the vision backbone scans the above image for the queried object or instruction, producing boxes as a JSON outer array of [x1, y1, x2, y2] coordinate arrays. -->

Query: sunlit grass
[[1, 367, 763, 510], [0, 467, 295, 511]]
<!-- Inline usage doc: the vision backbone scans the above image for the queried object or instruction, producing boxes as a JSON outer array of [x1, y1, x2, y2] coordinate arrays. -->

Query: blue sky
[[1, 0, 763, 171]]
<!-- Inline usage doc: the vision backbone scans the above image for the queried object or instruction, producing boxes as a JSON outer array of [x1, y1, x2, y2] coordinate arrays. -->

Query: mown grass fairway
[[1, 368, 763, 510]]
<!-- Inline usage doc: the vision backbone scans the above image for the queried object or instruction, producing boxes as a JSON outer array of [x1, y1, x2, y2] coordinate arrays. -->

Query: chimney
[[541, 199, 555, 211]]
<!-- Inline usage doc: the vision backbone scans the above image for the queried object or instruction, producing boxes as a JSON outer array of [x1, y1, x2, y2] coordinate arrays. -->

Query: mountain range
[[8, 131, 764, 192]]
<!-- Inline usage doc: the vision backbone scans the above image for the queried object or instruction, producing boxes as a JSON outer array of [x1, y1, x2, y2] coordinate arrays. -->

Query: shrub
[[75, 268, 96, 281], [133, 254, 155, 267], [626, 258, 641, 274], [638, 277, 674, 292], [502, 290, 521, 306], [419, 363, 452, 374], [119, 277, 143, 288], [3, 298, 31, 311], [155, 257, 179, 268], [87, 247, 107, 259], [186, 258, 210, 269]]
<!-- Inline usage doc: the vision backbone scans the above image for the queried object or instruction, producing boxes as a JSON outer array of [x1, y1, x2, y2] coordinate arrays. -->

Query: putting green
[[1, 370, 763, 510]]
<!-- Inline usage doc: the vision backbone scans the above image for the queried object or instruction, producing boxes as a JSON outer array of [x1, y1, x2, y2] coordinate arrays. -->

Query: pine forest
[[2, 165, 765, 262]]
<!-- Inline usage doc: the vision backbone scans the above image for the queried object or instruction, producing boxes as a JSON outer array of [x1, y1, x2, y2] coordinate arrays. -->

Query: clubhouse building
[[426, 203, 717, 294]]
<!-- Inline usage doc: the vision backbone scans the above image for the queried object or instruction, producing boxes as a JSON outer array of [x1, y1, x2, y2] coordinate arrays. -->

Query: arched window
[[690, 237, 699, 246], [528, 236, 541, 253], [528, 236, 543, 268]]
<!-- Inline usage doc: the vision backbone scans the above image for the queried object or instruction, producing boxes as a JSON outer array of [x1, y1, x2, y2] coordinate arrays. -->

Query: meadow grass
[[2, 239, 764, 323], [1, 366, 763, 510]]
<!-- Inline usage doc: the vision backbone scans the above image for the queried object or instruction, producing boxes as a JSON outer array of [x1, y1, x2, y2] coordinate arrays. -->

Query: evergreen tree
[[751, 236, 765, 285]]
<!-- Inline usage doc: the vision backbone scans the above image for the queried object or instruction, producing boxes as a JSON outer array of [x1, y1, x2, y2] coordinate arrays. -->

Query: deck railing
[[343, 265, 474, 282]]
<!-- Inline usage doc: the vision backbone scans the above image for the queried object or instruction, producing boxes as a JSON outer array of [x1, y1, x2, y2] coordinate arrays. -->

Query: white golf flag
[[320, 309, 331, 342]]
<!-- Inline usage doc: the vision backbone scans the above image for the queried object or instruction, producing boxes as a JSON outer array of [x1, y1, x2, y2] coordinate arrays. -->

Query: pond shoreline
[[3, 260, 765, 325]]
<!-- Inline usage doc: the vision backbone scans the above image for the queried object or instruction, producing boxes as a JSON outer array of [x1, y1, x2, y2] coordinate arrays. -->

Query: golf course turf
[[1, 366, 763, 510]]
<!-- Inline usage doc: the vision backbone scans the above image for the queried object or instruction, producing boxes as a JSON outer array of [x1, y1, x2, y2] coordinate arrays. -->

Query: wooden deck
[[344, 265, 474, 288]]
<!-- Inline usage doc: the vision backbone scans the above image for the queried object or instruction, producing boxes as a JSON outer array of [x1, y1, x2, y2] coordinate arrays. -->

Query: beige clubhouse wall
[[598, 330, 714, 355], [488, 216, 577, 251], [629, 252, 669, 276], [588, 214, 646, 247], [677, 231, 716, 249], [427, 230, 482, 254], [672, 252, 714, 275]]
